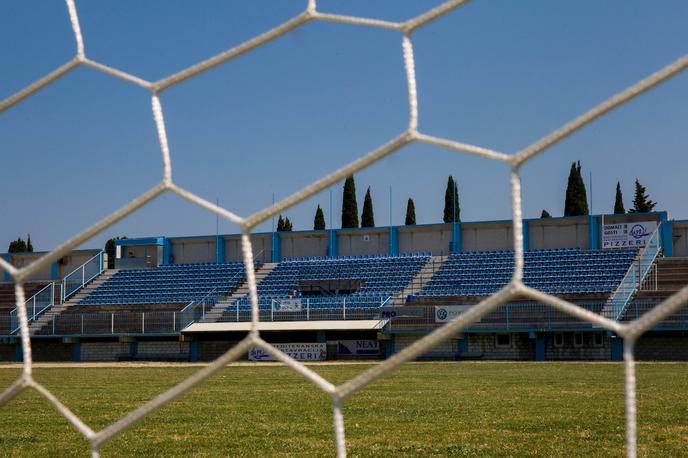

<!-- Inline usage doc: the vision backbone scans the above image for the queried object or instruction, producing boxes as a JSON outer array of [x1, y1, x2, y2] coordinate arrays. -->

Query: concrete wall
[[672, 222, 688, 257], [280, 231, 328, 259], [57, 250, 102, 278], [171, 237, 215, 264], [337, 229, 389, 256], [6, 253, 52, 281], [398, 224, 452, 255], [224, 234, 272, 263], [462, 221, 513, 252], [529, 217, 589, 250]]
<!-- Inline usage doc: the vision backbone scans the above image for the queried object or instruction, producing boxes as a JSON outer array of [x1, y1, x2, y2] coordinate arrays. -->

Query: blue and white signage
[[274, 298, 302, 312], [602, 221, 657, 249], [248, 343, 326, 361], [337, 340, 380, 356], [434, 305, 476, 323]]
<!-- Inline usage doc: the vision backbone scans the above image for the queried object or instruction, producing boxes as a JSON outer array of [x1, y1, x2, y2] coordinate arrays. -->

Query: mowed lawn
[[0, 362, 686, 457]]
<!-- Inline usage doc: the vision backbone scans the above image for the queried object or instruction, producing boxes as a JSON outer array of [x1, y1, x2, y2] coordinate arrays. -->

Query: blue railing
[[607, 227, 662, 320]]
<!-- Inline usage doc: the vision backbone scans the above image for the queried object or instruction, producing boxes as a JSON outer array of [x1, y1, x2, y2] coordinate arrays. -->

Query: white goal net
[[1, 1, 687, 457]]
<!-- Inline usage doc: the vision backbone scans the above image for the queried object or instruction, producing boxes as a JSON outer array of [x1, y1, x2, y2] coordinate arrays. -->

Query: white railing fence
[[61, 251, 104, 303], [609, 227, 662, 320], [10, 282, 55, 333]]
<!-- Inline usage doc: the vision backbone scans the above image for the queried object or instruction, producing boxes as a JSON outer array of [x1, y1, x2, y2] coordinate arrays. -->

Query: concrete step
[[29, 269, 117, 334], [197, 263, 278, 323], [390, 255, 446, 306]]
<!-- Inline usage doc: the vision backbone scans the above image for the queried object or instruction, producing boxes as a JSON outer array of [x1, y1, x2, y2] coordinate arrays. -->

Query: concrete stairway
[[29, 269, 118, 335], [389, 255, 446, 306], [635, 257, 688, 300], [200, 263, 278, 322]]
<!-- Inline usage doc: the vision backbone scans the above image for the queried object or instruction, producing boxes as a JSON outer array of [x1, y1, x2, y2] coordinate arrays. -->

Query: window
[[573, 333, 583, 347], [593, 333, 604, 347], [496, 334, 511, 348], [553, 333, 564, 347]]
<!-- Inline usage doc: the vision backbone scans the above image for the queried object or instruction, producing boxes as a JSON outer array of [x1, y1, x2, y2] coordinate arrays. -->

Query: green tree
[[629, 179, 656, 213], [26, 234, 33, 252], [276, 215, 285, 232], [313, 205, 326, 230], [341, 175, 359, 228], [405, 198, 416, 225], [564, 161, 589, 216], [8, 237, 27, 253], [540, 210, 551, 218], [284, 217, 293, 231], [614, 181, 625, 214], [443, 175, 460, 223], [361, 187, 375, 227], [105, 236, 127, 269]]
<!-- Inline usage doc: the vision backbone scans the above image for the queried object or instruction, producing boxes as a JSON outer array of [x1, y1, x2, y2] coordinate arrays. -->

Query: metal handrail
[[10, 282, 55, 334], [61, 251, 105, 302], [608, 226, 662, 320]]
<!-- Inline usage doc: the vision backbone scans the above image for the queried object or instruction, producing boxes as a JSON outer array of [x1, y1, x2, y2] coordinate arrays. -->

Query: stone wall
[[544, 332, 610, 360], [636, 333, 688, 361], [81, 342, 132, 361]]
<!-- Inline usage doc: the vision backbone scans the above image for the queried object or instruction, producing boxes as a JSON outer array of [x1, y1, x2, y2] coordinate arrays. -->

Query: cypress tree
[[341, 175, 359, 228], [564, 161, 589, 216], [26, 234, 33, 252], [443, 175, 460, 223], [614, 182, 625, 214], [629, 179, 656, 213], [361, 187, 375, 228], [405, 198, 416, 225], [276, 215, 285, 232], [540, 210, 551, 218], [284, 217, 293, 231], [313, 205, 326, 230]]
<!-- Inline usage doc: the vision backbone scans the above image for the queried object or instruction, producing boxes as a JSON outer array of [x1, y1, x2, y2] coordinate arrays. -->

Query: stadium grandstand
[[1, 211, 687, 362]]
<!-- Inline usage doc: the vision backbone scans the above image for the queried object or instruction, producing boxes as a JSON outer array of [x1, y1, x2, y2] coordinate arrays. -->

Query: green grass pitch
[[0, 362, 686, 457]]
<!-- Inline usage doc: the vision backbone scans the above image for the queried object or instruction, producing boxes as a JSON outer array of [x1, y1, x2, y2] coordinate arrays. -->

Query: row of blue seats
[[282, 252, 431, 263]]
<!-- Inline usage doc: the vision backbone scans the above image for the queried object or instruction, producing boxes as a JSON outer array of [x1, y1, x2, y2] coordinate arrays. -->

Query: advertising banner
[[378, 306, 426, 319], [602, 221, 657, 249], [248, 343, 326, 361], [434, 305, 477, 323], [274, 298, 302, 312], [337, 340, 380, 356]]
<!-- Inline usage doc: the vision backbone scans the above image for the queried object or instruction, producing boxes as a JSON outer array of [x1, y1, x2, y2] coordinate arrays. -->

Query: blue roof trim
[[116, 237, 164, 247]]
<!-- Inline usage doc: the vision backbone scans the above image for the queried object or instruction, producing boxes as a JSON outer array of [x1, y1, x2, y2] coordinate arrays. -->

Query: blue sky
[[1, 0, 686, 252]]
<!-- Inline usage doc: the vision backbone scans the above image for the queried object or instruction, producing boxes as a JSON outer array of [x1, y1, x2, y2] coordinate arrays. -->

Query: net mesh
[[1, 1, 687, 457]]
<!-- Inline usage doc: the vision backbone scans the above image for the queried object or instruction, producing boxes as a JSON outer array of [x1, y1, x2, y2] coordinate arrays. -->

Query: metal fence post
[[343, 298, 346, 320], [236, 302, 239, 322], [271, 299, 274, 321], [307, 298, 310, 321], [52, 315, 55, 335], [81, 314, 84, 334], [111, 313, 114, 334], [173, 312, 176, 331], [142, 313, 145, 334]]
